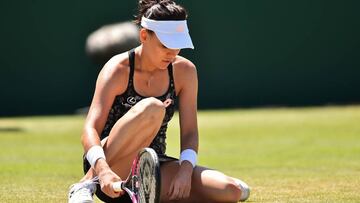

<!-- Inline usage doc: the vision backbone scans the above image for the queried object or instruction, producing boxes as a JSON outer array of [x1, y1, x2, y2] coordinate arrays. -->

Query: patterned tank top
[[100, 49, 177, 156]]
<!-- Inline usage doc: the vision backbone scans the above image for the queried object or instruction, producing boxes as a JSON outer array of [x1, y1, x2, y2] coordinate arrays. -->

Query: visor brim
[[155, 32, 194, 50]]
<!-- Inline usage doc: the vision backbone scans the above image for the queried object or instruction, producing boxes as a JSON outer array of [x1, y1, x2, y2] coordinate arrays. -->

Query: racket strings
[[138, 152, 158, 202]]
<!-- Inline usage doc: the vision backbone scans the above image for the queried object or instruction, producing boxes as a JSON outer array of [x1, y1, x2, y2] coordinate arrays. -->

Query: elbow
[[80, 125, 98, 149], [80, 128, 88, 148]]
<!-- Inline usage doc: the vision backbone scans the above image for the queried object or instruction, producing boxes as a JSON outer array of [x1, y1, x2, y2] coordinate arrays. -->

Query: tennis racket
[[112, 147, 161, 203]]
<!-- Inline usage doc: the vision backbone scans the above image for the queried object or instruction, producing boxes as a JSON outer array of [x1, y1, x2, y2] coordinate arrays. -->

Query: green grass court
[[0, 106, 359, 202]]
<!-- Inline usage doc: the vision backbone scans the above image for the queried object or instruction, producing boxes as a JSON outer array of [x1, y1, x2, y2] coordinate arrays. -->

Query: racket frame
[[112, 148, 161, 203]]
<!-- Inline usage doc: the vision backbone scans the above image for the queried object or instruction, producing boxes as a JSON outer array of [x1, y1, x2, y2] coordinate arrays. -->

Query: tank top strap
[[167, 63, 175, 90], [128, 48, 136, 87]]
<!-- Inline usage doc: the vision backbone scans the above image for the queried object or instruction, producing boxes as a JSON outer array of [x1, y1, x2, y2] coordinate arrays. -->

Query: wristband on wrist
[[86, 145, 106, 168], [179, 149, 197, 168]]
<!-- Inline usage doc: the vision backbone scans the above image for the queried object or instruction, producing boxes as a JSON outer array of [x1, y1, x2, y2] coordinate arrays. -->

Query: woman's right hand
[[97, 162, 125, 198]]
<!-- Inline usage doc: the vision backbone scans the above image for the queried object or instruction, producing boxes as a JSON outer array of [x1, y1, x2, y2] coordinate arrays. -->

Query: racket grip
[[112, 181, 124, 192]]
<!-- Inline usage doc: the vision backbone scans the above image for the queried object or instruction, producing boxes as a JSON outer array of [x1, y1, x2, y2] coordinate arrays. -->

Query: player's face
[[141, 29, 180, 69]]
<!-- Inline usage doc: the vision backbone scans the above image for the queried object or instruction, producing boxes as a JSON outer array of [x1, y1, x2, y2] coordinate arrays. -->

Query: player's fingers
[[178, 185, 185, 199], [103, 188, 116, 198], [110, 177, 124, 196], [183, 184, 191, 199], [113, 189, 125, 197], [169, 183, 180, 200], [174, 186, 182, 200], [108, 187, 122, 198], [180, 184, 190, 199], [163, 98, 172, 107], [111, 191, 122, 198], [167, 180, 175, 197], [101, 183, 121, 198]]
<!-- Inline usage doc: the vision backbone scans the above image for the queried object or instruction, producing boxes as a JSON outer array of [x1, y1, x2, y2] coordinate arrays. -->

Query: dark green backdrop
[[1, 0, 359, 116]]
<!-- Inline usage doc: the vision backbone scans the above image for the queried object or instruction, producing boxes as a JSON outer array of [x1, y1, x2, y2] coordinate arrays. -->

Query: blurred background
[[1, 0, 359, 116], [1, 1, 360, 202]]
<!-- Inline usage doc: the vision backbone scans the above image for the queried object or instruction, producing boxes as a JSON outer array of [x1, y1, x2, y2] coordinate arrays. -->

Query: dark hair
[[134, 0, 188, 26]]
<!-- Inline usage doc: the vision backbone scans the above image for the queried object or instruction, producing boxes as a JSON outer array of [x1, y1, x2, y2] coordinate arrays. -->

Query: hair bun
[[158, 0, 175, 4], [135, 0, 186, 25], [139, 0, 174, 8], [138, 0, 158, 8]]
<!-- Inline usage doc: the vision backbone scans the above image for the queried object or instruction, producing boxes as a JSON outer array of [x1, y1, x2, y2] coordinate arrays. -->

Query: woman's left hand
[[168, 161, 194, 200]]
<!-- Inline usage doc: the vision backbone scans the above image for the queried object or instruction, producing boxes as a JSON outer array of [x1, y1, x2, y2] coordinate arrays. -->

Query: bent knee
[[141, 97, 165, 117], [132, 97, 165, 121], [224, 181, 242, 202]]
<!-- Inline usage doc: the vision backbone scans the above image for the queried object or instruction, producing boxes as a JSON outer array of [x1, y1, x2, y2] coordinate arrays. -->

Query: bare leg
[[160, 161, 243, 203], [82, 97, 166, 180]]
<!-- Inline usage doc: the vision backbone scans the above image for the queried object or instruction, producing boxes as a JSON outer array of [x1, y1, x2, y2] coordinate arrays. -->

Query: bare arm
[[178, 62, 199, 155], [168, 58, 199, 200], [81, 54, 127, 176]]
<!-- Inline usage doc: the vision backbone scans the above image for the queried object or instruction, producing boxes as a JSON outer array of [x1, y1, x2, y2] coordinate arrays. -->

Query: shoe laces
[[69, 178, 98, 198]]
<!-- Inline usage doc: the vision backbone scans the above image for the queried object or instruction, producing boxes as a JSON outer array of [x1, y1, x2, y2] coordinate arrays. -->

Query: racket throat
[[132, 175, 140, 196]]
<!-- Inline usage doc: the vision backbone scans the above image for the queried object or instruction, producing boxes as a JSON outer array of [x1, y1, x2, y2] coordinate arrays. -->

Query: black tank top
[[100, 49, 177, 156]]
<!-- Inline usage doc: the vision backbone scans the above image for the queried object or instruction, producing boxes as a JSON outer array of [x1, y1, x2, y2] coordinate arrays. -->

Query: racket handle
[[112, 181, 124, 192]]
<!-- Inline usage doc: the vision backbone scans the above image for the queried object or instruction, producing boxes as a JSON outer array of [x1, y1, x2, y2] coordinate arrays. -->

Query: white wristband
[[86, 145, 106, 168], [179, 149, 197, 168]]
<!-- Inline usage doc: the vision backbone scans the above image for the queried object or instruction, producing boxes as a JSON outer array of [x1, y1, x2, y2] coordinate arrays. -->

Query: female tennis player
[[68, 0, 250, 202]]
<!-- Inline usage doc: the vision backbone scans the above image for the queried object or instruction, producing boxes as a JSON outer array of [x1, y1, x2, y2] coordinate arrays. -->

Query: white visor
[[141, 16, 194, 49]]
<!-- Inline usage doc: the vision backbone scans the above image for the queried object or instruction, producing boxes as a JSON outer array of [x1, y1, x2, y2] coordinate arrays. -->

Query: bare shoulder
[[100, 52, 129, 80], [172, 55, 197, 94], [97, 52, 130, 94], [173, 55, 197, 73]]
